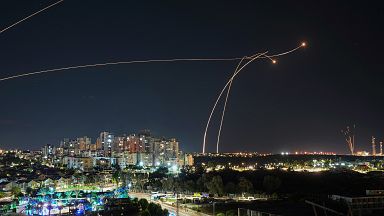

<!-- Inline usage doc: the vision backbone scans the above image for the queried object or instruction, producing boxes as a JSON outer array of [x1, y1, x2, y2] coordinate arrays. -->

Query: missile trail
[[0, 55, 279, 82], [203, 43, 306, 154], [0, 0, 64, 35], [214, 51, 272, 153], [215, 53, 275, 153], [202, 52, 269, 154], [0, 39, 304, 154], [216, 57, 246, 153]]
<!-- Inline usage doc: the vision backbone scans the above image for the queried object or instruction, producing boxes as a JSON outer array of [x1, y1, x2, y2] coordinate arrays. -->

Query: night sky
[[1, 0, 384, 153]]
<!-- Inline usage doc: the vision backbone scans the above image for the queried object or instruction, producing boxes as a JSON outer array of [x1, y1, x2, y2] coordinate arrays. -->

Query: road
[[129, 192, 210, 216]]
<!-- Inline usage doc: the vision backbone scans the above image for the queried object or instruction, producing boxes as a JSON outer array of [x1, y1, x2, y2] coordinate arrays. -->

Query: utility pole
[[176, 192, 179, 216], [173, 176, 179, 216]]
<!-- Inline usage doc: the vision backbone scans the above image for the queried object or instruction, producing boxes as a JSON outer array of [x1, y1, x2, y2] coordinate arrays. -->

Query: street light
[[58, 202, 63, 216]]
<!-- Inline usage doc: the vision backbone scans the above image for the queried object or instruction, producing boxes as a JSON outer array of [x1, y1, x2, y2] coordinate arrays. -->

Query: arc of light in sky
[[203, 43, 306, 154], [0, 0, 64, 35], [0, 44, 304, 154], [216, 53, 277, 153], [202, 52, 269, 154], [0, 56, 277, 82], [216, 57, 246, 153]]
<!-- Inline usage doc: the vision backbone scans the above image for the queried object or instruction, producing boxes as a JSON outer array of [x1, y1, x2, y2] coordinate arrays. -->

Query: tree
[[224, 182, 237, 194], [72, 173, 82, 199], [147, 202, 167, 216], [141, 209, 151, 216], [38, 187, 48, 197], [138, 198, 149, 211], [85, 174, 95, 185], [47, 202, 53, 216], [132, 197, 138, 202], [173, 177, 182, 192], [263, 175, 282, 193], [207, 161, 215, 168], [161, 177, 174, 192], [184, 180, 196, 193], [163, 209, 169, 216], [134, 173, 148, 192], [196, 177, 205, 192], [120, 171, 130, 187], [11, 186, 22, 197], [25, 187, 33, 197], [238, 177, 254, 194], [73, 171, 83, 199], [73, 172, 83, 185], [56, 192, 63, 200], [112, 169, 121, 187], [65, 191, 73, 199], [226, 210, 237, 216], [196, 173, 210, 192], [150, 167, 168, 179], [205, 176, 224, 196]]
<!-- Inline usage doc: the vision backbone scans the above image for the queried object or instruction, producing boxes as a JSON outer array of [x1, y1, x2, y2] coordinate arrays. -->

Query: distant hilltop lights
[[285, 151, 336, 155], [195, 151, 337, 157]]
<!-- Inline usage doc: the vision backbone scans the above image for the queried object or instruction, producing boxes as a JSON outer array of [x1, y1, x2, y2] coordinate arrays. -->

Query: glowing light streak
[[203, 43, 306, 154], [216, 57, 246, 153], [202, 52, 268, 154], [0, 55, 288, 82], [0, 40, 306, 155], [0, 0, 64, 35]]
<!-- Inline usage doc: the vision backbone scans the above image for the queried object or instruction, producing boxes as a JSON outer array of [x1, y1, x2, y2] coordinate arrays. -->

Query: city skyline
[[0, 127, 379, 155], [1, 1, 384, 154]]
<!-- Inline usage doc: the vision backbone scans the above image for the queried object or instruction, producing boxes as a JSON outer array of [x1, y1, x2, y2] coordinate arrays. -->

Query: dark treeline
[[194, 154, 384, 166], [146, 166, 384, 198], [89, 198, 168, 216]]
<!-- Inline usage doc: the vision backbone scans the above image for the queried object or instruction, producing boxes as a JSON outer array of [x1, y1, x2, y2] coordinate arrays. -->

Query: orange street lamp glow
[[301, 42, 307, 47]]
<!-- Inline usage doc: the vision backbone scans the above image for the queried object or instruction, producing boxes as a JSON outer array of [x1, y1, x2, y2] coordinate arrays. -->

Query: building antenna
[[372, 136, 376, 156]]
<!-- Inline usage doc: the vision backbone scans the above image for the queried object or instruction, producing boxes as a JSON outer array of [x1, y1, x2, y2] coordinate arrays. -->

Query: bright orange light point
[[301, 42, 307, 47], [272, 60, 277, 64]]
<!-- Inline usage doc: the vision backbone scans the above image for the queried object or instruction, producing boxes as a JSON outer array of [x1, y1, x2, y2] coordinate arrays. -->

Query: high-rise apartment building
[[99, 132, 114, 157]]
